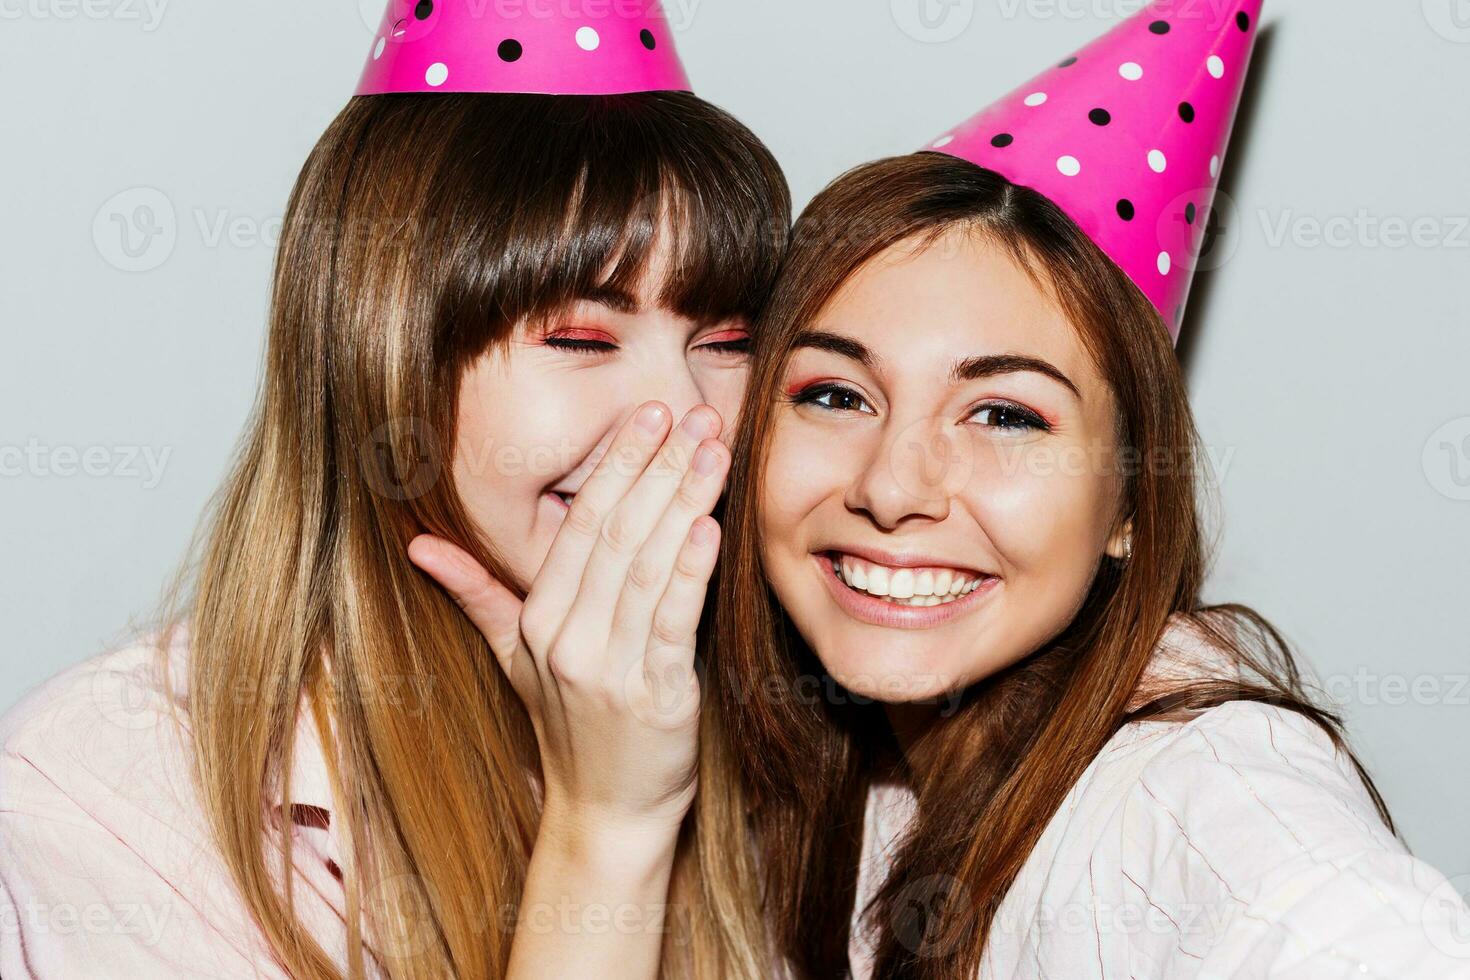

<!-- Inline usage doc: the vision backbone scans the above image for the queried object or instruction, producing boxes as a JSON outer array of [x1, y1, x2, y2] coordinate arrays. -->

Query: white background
[[2, 0, 1467, 882]]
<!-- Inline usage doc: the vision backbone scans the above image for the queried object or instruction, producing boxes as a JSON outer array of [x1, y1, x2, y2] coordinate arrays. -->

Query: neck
[[883, 700, 945, 781]]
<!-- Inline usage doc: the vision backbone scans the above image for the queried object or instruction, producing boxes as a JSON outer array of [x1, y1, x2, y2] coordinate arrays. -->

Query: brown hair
[[702, 152, 1394, 978], [145, 91, 789, 979]]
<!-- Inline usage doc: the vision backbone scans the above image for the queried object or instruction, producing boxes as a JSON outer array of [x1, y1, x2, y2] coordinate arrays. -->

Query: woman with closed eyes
[[0, 4, 789, 978], [697, 3, 1470, 977]]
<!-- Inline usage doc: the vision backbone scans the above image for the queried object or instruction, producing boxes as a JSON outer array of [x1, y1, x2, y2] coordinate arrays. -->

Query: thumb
[[408, 534, 523, 670]]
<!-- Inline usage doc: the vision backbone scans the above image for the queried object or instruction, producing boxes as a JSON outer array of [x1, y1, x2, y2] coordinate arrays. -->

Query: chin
[[802, 617, 971, 706]]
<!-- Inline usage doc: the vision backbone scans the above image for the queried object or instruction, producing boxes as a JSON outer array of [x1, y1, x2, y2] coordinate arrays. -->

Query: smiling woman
[[701, 150, 1470, 979]]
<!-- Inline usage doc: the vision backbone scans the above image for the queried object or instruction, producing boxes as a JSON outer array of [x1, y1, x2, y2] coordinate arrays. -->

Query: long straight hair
[[702, 152, 1394, 978], [142, 91, 789, 979]]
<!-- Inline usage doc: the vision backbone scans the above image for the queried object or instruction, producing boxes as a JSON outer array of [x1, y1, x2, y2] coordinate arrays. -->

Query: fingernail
[[636, 403, 668, 434], [694, 445, 720, 476], [681, 409, 715, 439], [691, 520, 715, 546]]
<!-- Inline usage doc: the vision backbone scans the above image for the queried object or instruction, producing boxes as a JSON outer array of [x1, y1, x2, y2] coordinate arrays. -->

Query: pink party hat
[[927, 0, 1263, 339], [357, 0, 691, 97]]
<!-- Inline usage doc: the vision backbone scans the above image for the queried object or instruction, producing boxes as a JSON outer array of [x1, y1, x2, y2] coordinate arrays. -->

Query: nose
[[609, 357, 706, 438], [844, 416, 954, 529]]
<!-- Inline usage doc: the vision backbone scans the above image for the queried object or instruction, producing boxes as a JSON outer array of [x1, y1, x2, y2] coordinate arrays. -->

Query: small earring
[[1122, 536, 1133, 562]]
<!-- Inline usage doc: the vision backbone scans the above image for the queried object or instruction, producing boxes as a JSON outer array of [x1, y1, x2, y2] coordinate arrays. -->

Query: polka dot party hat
[[356, 0, 690, 97], [927, 0, 1263, 340]]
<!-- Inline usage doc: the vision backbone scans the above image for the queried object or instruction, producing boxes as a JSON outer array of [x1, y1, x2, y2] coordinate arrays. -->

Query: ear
[[1105, 517, 1134, 561]]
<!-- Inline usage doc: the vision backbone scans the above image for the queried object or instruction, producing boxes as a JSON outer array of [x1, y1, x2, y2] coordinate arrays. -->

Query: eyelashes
[[541, 331, 751, 357], [788, 380, 1052, 433]]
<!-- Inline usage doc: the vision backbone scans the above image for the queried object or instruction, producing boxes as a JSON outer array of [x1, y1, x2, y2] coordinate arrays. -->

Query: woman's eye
[[969, 403, 1050, 432], [543, 337, 617, 357], [792, 383, 876, 415], [697, 337, 753, 357]]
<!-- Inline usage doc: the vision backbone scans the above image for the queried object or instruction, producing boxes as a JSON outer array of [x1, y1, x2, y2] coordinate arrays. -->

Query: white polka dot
[[1057, 155, 1081, 177], [1024, 91, 1048, 107], [373, 36, 386, 61], [1207, 55, 1225, 78], [1148, 149, 1167, 173], [1210, 155, 1221, 178], [1158, 251, 1172, 275], [932, 135, 955, 148], [1119, 61, 1143, 81], [425, 62, 449, 87], [576, 26, 600, 51]]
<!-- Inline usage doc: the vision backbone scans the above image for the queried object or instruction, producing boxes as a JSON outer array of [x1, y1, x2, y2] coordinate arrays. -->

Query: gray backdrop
[[2, 0, 1467, 886]]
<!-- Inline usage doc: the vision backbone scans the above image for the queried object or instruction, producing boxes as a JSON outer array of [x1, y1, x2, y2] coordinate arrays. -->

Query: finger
[[605, 439, 729, 657], [566, 408, 725, 637], [407, 535, 523, 672], [639, 518, 720, 714], [521, 401, 673, 631]]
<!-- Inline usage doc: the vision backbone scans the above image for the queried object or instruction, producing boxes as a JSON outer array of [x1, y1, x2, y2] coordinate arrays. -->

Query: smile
[[815, 550, 998, 629], [829, 553, 987, 607]]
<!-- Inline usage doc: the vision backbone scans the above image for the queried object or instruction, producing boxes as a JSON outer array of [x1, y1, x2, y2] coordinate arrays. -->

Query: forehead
[[809, 228, 1097, 389]]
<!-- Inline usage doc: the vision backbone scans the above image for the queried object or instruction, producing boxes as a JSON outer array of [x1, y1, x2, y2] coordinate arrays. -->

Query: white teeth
[[889, 569, 915, 599], [915, 570, 935, 596], [932, 569, 951, 596], [831, 553, 991, 607]]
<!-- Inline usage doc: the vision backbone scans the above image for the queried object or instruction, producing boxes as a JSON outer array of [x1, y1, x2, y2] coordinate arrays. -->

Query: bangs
[[427, 91, 790, 362]]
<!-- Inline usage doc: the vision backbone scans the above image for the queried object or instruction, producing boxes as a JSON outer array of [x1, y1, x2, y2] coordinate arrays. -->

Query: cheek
[[758, 420, 842, 545], [969, 440, 1119, 596], [693, 364, 749, 435], [451, 361, 610, 584]]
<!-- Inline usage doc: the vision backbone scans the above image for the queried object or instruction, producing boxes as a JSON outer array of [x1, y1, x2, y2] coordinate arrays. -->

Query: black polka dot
[[991, 133, 1014, 148], [1089, 108, 1112, 126], [1116, 199, 1136, 221], [1058, 56, 1078, 67], [1236, 11, 1250, 31], [640, 28, 657, 50], [498, 39, 523, 62], [1185, 203, 1197, 224], [1148, 20, 1171, 34], [413, 0, 433, 19], [1178, 101, 1195, 123]]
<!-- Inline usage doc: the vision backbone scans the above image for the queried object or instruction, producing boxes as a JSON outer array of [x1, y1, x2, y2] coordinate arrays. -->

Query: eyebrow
[[793, 330, 1080, 400]]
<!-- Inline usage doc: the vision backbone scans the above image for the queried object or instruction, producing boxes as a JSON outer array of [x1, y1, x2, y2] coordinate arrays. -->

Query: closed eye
[[543, 328, 618, 355], [697, 337, 752, 356]]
